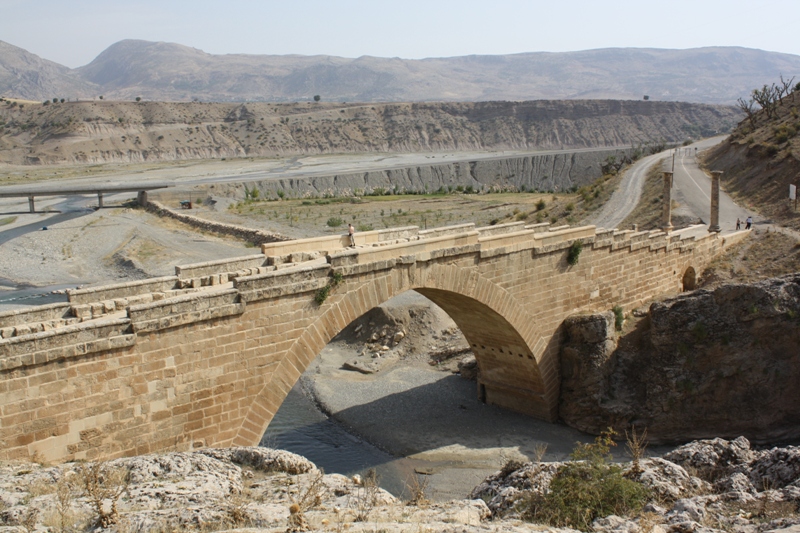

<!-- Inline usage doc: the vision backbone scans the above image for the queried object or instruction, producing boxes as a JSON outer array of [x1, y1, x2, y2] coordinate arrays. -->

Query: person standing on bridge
[[745, 216, 753, 230], [348, 223, 356, 247]]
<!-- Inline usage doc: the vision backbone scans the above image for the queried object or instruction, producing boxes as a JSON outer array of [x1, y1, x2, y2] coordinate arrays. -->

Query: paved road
[[670, 140, 758, 234], [590, 152, 664, 229], [590, 137, 729, 231]]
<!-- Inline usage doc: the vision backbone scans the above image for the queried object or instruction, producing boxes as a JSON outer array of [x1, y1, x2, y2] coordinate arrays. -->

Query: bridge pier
[[97, 192, 104, 209], [661, 171, 673, 232], [28, 195, 35, 213], [709, 171, 722, 232]]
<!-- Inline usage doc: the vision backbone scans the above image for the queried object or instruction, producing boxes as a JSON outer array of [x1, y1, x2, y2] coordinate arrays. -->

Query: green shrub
[[326, 217, 343, 228], [612, 306, 624, 331], [567, 241, 583, 266], [314, 285, 331, 305], [536, 199, 546, 211], [523, 430, 650, 531]]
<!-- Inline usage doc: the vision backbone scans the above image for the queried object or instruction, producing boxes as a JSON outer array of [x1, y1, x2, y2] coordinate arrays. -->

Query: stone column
[[137, 190, 148, 206], [97, 192, 104, 209], [28, 195, 35, 213], [709, 171, 722, 232], [661, 171, 673, 232]]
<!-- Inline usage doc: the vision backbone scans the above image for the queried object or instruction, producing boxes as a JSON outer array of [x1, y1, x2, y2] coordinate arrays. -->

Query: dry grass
[[698, 230, 800, 289], [405, 473, 431, 507], [77, 462, 130, 528], [620, 160, 667, 231]]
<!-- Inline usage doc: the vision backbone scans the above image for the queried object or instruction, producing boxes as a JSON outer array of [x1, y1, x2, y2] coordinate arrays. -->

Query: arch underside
[[416, 288, 550, 419], [234, 265, 554, 447]]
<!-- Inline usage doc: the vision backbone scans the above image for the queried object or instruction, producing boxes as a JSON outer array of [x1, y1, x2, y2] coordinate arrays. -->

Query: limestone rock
[[593, 514, 640, 533], [559, 274, 800, 443], [663, 437, 755, 480], [457, 355, 479, 380], [636, 458, 710, 501]]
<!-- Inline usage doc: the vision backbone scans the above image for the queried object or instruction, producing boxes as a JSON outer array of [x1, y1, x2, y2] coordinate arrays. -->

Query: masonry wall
[[0, 224, 747, 462]]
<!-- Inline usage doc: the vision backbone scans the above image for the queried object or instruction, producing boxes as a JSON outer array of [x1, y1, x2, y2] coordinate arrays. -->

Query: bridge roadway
[[0, 220, 748, 462]]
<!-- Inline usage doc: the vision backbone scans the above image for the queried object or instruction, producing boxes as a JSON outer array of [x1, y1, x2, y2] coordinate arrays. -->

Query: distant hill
[[1, 39, 799, 105], [0, 98, 741, 166], [0, 41, 97, 101]]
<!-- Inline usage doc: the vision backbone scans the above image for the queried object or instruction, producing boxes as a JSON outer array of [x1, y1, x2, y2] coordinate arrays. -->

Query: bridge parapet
[[0, 303, 78, 339], [328, 231, 481, 267], [0, 316, 134, 372], [260, 226, 419, 262]]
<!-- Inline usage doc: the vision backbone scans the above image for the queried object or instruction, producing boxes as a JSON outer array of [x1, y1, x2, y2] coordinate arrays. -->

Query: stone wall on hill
[[143, 200, 289, 246]]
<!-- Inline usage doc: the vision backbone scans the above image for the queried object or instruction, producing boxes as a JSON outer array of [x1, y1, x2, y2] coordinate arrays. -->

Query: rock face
[[0, 99, 740, 166], [0, 439, 797, 532], [233, 149, 618, 201], [559, 274, 800, 443], [0, 446, 578, 533]]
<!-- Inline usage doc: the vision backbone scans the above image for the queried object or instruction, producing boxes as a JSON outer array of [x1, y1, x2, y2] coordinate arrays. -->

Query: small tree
[[643, 95, 649, 101], [135, 96, 141, 102], [98, 95, 103, 100], [313, 94, 321, 102], [52, 97, 58, 103], [736, 97, 757, 127]]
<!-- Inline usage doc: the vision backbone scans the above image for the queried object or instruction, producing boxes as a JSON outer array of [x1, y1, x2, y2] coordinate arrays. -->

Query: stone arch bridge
[[0, 221, 746, 462]]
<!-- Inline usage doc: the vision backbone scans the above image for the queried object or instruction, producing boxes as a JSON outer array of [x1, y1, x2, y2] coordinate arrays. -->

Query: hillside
[[2, 39, 800, 104], [0, 99, 740, 166], [0, 41, 97, 101], [703, 81, 800, 230]]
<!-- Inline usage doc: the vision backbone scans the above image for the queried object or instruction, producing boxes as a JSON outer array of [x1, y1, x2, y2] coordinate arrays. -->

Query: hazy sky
[[3, 0, 799, 68]]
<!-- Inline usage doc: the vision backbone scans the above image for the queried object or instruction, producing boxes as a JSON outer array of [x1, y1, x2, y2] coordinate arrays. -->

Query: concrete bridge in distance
[[0, 221, 747, 462]]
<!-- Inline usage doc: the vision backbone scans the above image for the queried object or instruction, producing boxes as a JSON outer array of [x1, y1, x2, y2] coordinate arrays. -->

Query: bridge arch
[[234, 263, 552, 447], [682, 266, 697, 291]]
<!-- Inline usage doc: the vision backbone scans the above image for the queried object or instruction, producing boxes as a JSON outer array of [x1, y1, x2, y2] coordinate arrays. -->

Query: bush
[[612, 306, 624, 331], [326, 217, 343, 228], [523, 430, 650, 531], [536, 199, 546, 211], [567, 241, 583, 266]]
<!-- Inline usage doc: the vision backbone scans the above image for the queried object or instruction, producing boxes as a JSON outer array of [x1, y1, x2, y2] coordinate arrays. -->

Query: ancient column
[[661, 171, 673, 232], [709, 171, 722, 232]]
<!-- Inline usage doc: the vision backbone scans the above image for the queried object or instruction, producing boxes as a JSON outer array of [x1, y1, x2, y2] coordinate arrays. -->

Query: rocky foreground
[[0, 437, 797, 533]]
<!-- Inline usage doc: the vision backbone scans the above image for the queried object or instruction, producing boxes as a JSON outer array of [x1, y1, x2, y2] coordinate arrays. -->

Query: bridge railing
[[261, 226, 419, 260], [328, 230, 481, 267], [174, 254, 270, 287], [0, 303, 77, 339]]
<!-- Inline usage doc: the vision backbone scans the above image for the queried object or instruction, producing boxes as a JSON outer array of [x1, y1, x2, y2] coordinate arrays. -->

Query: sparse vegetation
[[567, 240, 583, 266], [522, 429, 650, 531], [77, 462, 130, 528], [612, 305, 624, 331]]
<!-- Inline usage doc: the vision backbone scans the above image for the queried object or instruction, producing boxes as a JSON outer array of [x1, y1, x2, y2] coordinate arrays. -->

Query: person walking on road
[[745, 216, 753, 230], [348, 223, 355, 247], [736, 218, 741, 230]]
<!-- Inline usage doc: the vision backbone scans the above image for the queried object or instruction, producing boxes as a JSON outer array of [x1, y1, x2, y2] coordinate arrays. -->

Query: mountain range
[[1, 40, 799, 105]]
